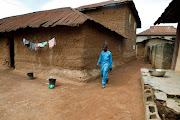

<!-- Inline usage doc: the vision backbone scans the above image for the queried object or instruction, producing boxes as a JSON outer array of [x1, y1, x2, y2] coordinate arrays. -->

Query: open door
[[9, 37, 15, 68]]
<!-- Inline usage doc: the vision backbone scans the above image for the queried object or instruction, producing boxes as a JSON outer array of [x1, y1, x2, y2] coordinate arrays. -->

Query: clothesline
[[23, 37, 56, 51]]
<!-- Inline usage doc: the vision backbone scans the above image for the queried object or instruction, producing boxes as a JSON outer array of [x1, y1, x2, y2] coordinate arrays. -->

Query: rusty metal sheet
[[76, 0, 132, 11], [0, 7, 89, 33], [137, 26, 176, 36], [0, 6, 126, 39]]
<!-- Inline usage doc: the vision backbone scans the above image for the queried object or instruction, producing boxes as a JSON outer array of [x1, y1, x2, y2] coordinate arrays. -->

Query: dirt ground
[[0, 58, 150, 120]]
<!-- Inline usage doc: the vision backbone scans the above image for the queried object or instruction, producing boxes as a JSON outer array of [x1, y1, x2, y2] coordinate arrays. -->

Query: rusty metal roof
[[154, 0, 180, 25], [0, 7, 90, 33], [76, 0, 141, 28], [137, 26, 176, 36], [77, 0, 131, 11], [0, 7, 127, 39]]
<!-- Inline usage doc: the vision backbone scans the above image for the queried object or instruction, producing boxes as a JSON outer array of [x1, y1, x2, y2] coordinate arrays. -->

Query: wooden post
[[171, 19, 180, 70]]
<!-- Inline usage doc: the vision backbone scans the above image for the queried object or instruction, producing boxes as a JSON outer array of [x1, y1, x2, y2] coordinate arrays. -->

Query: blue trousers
[[101, 66, 109, 86]]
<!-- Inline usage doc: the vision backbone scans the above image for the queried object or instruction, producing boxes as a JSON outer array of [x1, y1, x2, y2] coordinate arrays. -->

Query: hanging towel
[[37, 43, 41, 47], [29, 42, 35, 51], [34, 43, 38, 51], [39, 41, 48, 47], [23, 38, 29, 47], [48, 37, 56, 49]]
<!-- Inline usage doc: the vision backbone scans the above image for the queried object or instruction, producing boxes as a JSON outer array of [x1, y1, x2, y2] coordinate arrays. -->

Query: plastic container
[[49, 78, 56, 86], [27, 72, 33, 80]]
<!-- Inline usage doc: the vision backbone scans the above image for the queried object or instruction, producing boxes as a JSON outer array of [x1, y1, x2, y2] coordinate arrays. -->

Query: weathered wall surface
[[146, 39, 169, 47], [0, 21, 130, 82], [149, 43, 174, 69], [13, 26, 86, 71], [82, 21, 124, 70], [145, 39, 170, 57], [83, 4, 137, 59], [136, 42, 145, 56], [136, 35, 176, 43], [0, 36, 11, 68]]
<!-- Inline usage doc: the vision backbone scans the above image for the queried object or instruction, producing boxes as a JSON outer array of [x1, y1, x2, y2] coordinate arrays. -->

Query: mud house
[[0, 0, 141, 82], [136, 26, 176, 56], [154, 0, 180, 72], [76, 0, 141, 61]]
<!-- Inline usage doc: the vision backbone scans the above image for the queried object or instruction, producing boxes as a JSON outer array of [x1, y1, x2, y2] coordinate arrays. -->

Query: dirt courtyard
[[0, 58, 150, 120]]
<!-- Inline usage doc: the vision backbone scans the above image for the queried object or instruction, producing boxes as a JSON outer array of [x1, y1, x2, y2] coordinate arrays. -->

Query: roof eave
[[154, 0, 180, 25]]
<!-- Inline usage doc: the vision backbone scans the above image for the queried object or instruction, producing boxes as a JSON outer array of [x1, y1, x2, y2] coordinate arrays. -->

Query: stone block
[[154, 92, 167, 101], [166, 98, 180, 114]]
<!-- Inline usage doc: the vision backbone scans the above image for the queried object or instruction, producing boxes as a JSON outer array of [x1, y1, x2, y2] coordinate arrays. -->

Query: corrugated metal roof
[[76, 0, 131, 11], [0, 7, 89, 33], [154, 0, 180, 25], [0, 7, 127, 39], [137, 26, 176, 36], [76, 0, 141, 28]]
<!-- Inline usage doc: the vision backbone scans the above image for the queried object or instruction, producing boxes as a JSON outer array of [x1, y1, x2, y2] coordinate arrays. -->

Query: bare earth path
[[0, 58, 150, 120]]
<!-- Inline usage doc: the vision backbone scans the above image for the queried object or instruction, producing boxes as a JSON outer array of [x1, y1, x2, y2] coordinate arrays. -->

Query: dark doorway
[[9, 37, 15, 68]]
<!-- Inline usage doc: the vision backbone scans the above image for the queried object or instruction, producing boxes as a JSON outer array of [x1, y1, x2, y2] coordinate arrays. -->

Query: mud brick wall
[[13, 26, 86, 70], [0, 36, 10, 67], [81, 21, 124, 69], [82, 4, 137, 59], [150, 43, 174, 69], [136, 42, 145, 56], [0, 20, 128, 71]]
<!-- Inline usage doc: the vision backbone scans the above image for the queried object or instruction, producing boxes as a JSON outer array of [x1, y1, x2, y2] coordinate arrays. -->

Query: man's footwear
[[102, 85, 106, 88], [102, 83, 106, 88]]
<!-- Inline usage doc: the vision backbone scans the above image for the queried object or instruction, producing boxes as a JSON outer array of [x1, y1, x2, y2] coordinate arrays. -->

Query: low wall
[[148, 43, 174, 69]]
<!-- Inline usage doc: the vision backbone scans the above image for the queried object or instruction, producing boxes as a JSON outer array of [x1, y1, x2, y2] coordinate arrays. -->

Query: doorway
[[9, 37, 15, 68]]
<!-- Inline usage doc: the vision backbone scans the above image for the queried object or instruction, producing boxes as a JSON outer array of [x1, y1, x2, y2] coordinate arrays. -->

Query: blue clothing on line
[[29, 42, 35, 51], [23, 38, 29, 46], [97, 50, 112, 85]]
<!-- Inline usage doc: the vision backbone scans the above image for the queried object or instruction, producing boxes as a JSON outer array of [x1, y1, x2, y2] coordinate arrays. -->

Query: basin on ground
[[149, 69, 166, 77]]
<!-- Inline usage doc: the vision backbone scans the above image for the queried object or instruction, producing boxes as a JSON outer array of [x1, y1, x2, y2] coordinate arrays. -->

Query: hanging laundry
[[34, 43, 38, 51], [37, 43, 41, 47], [29, 42, 35, 51], [48, 37, 56, 49], [39, 41, 48, 47], [23, 38, 29, 47]]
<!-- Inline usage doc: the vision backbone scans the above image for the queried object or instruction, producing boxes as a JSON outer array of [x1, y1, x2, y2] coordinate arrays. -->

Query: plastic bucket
[[27, 72, 33, 80], [49, 78, 56, 86]]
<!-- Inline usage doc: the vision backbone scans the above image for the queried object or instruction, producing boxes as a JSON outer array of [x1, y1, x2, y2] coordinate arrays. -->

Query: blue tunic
[[97, 50, 113, 85]]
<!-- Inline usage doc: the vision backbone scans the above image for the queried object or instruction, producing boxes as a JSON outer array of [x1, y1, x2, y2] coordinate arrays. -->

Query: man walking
[[97, 44, 112, 88]]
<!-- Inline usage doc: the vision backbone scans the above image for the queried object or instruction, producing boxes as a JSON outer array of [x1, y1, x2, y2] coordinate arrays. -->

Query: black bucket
[[49, 78, 56, 85], [27, 72, 33, 80]]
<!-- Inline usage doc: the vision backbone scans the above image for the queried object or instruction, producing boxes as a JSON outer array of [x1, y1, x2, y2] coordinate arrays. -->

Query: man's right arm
[[97, 52, 102, 66]]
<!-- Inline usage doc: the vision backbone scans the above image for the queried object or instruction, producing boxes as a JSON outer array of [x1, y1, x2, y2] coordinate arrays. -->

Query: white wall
[[136, 35, 176, 43]]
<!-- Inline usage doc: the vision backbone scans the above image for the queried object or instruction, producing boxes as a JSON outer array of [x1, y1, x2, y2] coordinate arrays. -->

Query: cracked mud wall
[[82, 21, 137, 71], [150, 43, 174, 69], [0, 36, 11, 68], [13, 26, 86, 71], [0, 20, 137, 81], [83, 4, 137, 60]]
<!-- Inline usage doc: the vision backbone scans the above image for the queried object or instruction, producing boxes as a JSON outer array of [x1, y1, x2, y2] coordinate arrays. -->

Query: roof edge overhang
[[154, 0, 180, 25]]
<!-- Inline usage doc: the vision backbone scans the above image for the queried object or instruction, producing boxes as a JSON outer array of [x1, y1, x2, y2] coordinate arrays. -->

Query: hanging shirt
[[23, 38, 29, 47], [97, 50, 113, 71], [48, 37, 56, 49], [34, 43, 38, 51], [29, 42, 35, 51], [39, 41, 48, 47]]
